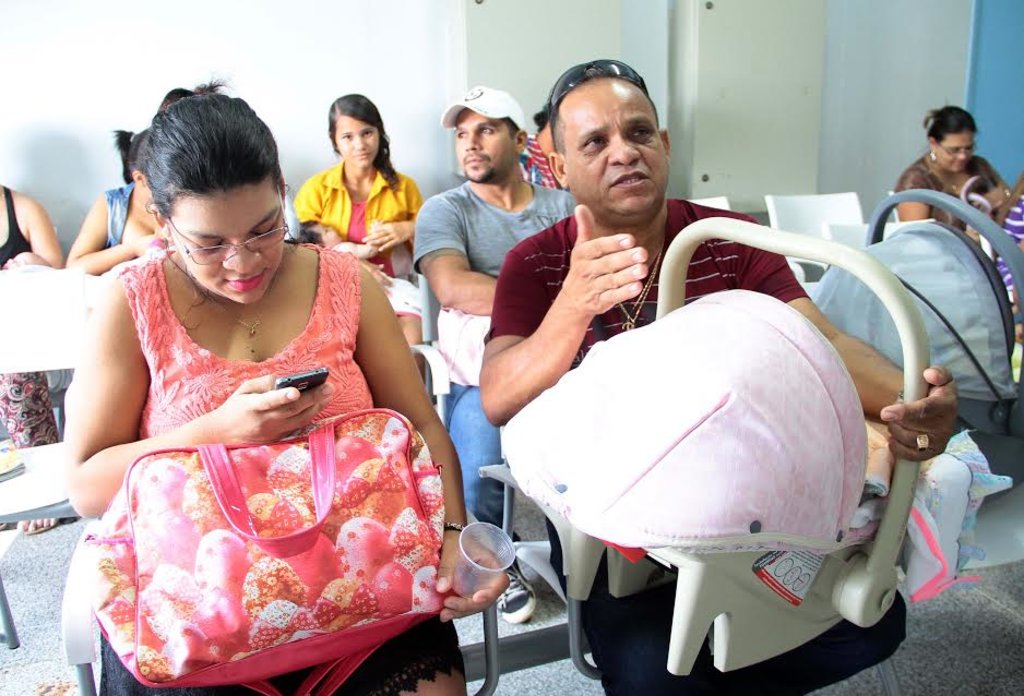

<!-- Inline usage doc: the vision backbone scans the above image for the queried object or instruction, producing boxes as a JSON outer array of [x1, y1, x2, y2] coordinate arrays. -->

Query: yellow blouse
[[293, 162, 423, 241]]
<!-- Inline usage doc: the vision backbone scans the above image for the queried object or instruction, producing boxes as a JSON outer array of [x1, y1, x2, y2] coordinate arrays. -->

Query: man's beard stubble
[[467, 166, 497, 184]]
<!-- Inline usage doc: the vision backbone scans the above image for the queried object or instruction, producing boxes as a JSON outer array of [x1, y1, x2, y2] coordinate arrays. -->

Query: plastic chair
[[412, 273, 450, 418], [689, 195, 818, 288], [765, 192, 864, 235], [765, 193, 862, 285], [0, 269, 90, 652], [501, 217, 927, 691], [822, 222, 871, 249], [689, 196, 732, 210]]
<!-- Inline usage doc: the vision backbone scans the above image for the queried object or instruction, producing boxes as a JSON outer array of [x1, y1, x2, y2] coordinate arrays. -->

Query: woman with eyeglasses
[[64, 94, 501, 695], [894, 106, 1011, 228], [294, 94, 424, 349]]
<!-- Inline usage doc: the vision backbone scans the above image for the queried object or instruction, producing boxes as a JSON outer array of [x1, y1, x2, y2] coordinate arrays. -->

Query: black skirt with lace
[[100, 617, 465, 696]]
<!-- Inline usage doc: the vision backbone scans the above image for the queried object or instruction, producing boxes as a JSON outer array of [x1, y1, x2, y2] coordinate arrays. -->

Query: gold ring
[[917, 433, 930, 451]]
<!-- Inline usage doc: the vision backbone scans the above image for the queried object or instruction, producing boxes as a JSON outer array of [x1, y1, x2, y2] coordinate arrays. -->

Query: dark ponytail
[[112, 129, 150, 185], [113, 130, 134, 184]]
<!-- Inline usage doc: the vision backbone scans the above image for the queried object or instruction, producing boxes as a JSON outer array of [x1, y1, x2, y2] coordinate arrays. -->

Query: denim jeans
[[446, 383, 505, 527], [547, 520, 907, 695]]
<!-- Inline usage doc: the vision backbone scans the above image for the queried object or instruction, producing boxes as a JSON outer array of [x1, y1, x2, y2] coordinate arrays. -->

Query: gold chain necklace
[[235, 317, 262, 338], [169, 255, 265, 355], [617, 248, 663, 331]]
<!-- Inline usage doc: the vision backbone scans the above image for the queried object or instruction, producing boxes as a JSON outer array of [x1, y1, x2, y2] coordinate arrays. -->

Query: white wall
[[0, 1, 458, 250], [2, 0, 976, 249], [457, 0, 623, 131], [818, 0, 972, 218], [621, 0, 671, 126], [455, 0, 670, 155], [669, 0, 827, 210]]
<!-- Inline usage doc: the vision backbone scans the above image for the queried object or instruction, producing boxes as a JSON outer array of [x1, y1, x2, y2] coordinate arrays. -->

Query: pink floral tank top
[[119, 247, 373, 439]]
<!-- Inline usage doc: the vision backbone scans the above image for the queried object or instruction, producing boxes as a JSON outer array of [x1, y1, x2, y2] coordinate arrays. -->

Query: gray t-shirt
[[414, 182, 576, 277]]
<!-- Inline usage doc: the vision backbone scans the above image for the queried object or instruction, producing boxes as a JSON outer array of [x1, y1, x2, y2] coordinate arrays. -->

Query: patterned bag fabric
[[88, 409, 445, 693]]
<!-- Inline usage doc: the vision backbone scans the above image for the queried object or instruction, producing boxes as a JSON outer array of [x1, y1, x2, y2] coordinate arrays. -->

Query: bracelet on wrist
[[443, 522, 466, 533]]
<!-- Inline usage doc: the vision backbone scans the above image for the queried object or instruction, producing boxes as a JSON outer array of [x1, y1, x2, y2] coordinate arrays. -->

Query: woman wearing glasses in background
[[64, 94, 501, 695], [894, 106, 1011, 228]]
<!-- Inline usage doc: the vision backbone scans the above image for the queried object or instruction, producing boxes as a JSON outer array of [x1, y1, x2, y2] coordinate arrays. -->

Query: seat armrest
[[478, 463, 517, 487], [410, 344, 451, 395], [62, 524, 99, 666]]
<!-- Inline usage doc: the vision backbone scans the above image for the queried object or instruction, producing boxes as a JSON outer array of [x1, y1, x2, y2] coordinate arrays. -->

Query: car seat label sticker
[[752, 550, 824, 606]]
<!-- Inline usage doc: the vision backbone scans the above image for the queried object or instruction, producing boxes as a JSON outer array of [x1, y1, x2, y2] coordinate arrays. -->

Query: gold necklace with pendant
[[235, 317, 262, 357], [169, 254, 267, 358], [616, 248, 663, 331]]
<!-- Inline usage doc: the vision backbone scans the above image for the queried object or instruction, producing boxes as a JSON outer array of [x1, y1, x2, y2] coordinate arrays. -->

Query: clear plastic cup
[[452, 522, 516, 598]]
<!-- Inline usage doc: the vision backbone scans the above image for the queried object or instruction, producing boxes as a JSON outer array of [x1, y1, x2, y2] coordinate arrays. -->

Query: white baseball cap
[[441, 86, 527, 132]]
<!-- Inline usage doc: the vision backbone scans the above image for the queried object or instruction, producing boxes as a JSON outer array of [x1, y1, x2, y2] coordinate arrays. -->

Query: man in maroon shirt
[[480, 60, 959, 694]]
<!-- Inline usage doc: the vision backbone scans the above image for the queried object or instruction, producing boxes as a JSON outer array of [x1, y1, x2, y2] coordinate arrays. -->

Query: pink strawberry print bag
[[87, 409, 446, 694]]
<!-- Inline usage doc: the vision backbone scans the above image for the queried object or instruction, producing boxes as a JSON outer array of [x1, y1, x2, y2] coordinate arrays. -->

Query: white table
[[0, 443, 74, 523], [0, 442, 74, 649]]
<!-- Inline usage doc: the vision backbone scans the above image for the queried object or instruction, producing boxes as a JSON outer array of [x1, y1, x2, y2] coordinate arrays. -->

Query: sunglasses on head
[[546, 59, 649, 113]]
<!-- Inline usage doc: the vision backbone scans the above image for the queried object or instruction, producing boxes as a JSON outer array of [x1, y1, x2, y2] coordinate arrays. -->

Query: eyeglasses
[[167, 212, 289, 265], [936, 141, 975, 157], [546, 59, 649, 114]]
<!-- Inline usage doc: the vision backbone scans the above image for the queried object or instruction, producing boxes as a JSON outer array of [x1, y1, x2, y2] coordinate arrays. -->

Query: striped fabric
[[491, 199, 808, 366], [999, 196, 1024, 290]]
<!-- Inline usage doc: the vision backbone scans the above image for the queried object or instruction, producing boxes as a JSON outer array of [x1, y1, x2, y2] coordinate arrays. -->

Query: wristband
[[443, 522, 466, 533]]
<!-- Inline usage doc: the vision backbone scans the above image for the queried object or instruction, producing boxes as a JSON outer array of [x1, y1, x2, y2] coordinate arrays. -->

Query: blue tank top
[[105, 182, 134, 248]]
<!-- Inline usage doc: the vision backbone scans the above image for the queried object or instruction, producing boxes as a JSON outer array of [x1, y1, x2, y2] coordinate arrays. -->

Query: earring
[[929, 151, 937, 162]]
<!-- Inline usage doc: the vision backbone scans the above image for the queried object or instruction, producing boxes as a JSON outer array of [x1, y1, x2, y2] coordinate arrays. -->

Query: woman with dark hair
[[68, 82, 227, 276], [294, 94, 424, 347], [66, 128, 162, 275], [64, 93, 499, 696], [895, 105, 1011, 227]]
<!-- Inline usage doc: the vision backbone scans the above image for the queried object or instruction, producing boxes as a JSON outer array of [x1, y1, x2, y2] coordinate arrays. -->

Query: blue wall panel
[[966, 0, 1024, 184]]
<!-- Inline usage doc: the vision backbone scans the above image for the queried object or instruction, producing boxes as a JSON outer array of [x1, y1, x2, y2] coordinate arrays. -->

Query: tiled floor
[[460, 559, 1024, 695]]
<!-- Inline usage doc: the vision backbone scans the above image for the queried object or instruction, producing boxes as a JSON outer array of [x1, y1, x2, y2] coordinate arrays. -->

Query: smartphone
[[274, 367, 329, 392]]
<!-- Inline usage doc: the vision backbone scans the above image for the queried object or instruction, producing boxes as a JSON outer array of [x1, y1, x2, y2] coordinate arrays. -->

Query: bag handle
[[198, 424, 337, 558]]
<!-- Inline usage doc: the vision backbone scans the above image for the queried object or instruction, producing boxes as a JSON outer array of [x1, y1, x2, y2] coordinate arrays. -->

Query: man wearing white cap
[[414, 86, 576, 624]]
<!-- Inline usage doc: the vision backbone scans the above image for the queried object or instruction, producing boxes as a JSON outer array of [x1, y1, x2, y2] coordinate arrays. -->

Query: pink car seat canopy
[[503, 290, 868, 552]]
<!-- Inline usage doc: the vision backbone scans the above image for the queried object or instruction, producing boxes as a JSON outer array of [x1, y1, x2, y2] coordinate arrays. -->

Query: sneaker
[[498, 561, 537, 624]]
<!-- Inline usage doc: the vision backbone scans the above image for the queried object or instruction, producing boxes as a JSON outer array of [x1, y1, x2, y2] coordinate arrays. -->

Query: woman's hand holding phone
[[202, 371, 333, 443]]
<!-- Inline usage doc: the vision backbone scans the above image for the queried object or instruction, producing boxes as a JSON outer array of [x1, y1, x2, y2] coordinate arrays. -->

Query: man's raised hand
[[558, 204, 650, 319]]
